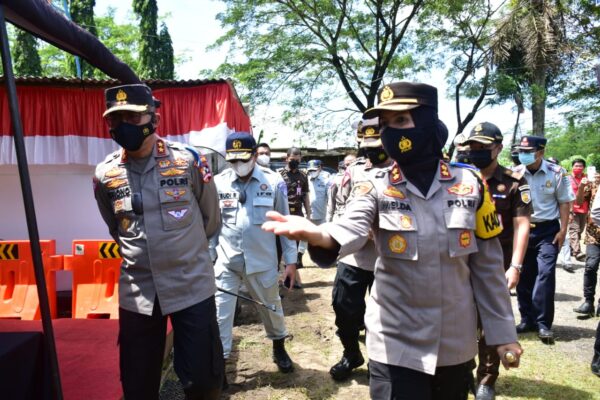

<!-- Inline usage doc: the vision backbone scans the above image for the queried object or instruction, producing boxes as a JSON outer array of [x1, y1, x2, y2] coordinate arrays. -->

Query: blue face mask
[[518, 152, 537, 166]]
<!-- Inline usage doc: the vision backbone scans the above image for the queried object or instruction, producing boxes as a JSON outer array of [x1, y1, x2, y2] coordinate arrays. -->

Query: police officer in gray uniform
[[263, 82, 522, 399], [211, 133, 297, 373], [514, 136, 575, 342], [329, 119, 393, 382], [307, 159, 331, 226], [93, 84, 223, 400]]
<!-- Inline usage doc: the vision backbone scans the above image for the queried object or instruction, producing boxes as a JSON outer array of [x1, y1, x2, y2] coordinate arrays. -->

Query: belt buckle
[[530, 223, 537, 228]]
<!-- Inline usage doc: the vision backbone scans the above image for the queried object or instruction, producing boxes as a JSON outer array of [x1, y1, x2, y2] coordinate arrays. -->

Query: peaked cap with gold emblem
[[363, 82, 438, 119], [359, 117, 382, 148], [464, 122, 503, 145], [225, 132, 256, 161], [103, 84, 159, 117]]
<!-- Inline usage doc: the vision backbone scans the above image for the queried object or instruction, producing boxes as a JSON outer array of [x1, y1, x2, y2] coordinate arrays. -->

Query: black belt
[[530, 219, 558, 229]]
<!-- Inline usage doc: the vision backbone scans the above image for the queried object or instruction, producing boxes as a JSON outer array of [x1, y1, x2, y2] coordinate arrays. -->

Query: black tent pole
[[0, 7, 63, 400]]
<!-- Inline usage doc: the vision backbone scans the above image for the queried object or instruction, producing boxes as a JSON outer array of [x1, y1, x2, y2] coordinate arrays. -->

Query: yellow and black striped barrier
[[0, 243, 19, 260], [98, 242, 120, 259]]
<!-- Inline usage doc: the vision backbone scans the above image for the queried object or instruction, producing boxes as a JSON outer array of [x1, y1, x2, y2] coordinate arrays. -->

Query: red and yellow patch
[[165, 188, 186, 201], [390, 164, 403, 184], [351, 182, 374, 197], [459, 230, 471, 248], [388, 234, 407, 254], [447, 183, 474, 196], [440, 162, 452, 179], [106, 178, 128, 189], [160, 168, 186, 177], [105, 167, 125, 178], [158, 160, 171, 168], [383, 186, 406, 199], [174, 158, 188, 167], [156, 139, 167, 156]]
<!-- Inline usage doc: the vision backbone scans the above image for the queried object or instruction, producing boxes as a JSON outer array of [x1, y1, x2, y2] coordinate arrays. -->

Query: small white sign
[[75, 244, 85, 255], [588, 166, 596, 182]]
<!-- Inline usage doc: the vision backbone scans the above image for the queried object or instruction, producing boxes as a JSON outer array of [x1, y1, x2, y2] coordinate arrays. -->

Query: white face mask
[[308, 171, 319, 179], [257, 154, 270, 167], [231, 160, 255, 177]]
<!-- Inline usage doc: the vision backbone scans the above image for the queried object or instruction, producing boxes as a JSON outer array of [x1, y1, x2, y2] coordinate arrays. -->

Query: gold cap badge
[[474, 124, 483, 132], [365, 127, 376, 137], [380, 86, 394, 102], [232, 140, 242, 149], [399, 136, 412, 153], [116, 89, 127, 102]]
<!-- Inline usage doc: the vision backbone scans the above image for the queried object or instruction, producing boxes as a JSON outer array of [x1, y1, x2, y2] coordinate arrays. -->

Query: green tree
[[69, 0, 98, 78], [207, 0, 427, 130], [491, 0, 569, 137], [133, 0, 160, 78], [156, 22, 174, 79], [545, 116, 600, 169], [13, 28, 42, 76]]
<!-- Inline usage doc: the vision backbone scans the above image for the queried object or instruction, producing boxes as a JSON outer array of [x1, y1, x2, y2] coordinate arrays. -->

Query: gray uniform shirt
[[308, 171, 331, 221], [94, 139, 221, 316], [515, 160, 574, 222], [311, 161, 517, 374], [211, 166, 297, 276]]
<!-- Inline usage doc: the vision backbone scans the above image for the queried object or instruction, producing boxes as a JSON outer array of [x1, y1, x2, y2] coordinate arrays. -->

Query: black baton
[[217, 286, 277, 312]]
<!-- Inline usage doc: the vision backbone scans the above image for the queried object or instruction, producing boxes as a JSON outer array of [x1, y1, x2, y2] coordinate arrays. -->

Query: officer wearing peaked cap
[[461, 122, 532, 400], [262, 82, 522, 399], [210, 133, 298, 374], [329, 117, 393, 382], [514, 135, 575, 343], [93, 84, 223, 400]]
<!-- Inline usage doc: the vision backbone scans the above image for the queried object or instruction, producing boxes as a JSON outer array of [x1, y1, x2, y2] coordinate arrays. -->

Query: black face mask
[[110, 121, 154, 151], [288, 159, 299, 170], [365, 148, 389, 165], [456, 150, 471, 164], [357, 147, 367, 158], [466, 149, 494, 169], [511, 152, 520, 165]]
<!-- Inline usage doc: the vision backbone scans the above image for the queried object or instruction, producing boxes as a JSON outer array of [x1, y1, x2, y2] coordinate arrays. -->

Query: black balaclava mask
[[110, 116, 155, 152], [381, 106, 446, 196]]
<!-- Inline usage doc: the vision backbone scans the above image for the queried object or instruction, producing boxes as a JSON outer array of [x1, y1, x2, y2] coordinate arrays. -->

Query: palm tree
[[491, 0, 567, 136]]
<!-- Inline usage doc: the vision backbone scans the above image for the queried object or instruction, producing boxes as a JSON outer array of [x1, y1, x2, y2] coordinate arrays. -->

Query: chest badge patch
[[496, 184, 506, 193], [168, 209, 189, 220], [545, 180, 552, 188], [260, 183, 269, 191], [165, 188, 186, 201], [384, 186, 406, 199], [105, 167, 125, 178], [351, 182, 374, 197], [158, 160, 171, 168], [399, 215, 412, 229], [106, 178, 128, 189], [447, 183, 473, 196], [459, 230, 472, 248], [160, 168, 186, 177], [388, 234, 407, 254], [521, 190, 531, 204]]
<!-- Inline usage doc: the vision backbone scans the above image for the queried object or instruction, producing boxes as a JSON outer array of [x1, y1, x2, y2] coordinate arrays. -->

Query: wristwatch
[[510, 263, 522, 273]]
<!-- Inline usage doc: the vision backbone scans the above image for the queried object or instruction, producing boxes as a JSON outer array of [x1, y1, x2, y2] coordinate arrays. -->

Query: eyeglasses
[[104, 111, 149, 128]]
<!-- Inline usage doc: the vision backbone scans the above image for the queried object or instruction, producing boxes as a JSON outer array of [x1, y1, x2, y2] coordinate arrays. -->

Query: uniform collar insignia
[[389, 162, 405, 185], [155, 139, 168, 157], [439, 160, 453, 180]]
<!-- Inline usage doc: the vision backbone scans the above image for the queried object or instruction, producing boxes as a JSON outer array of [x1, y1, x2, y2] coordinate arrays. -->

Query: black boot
[[272, 338, 294, 373], [574, 301, 595, 316], [329, 337, 364, 381]]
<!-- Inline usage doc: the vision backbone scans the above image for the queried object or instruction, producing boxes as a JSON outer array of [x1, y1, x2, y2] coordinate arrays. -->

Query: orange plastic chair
[[0, 240, 63, 320], [64, 240, 121, 319]]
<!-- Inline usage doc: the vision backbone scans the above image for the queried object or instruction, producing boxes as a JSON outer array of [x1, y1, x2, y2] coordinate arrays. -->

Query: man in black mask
[[461, 122, 532, 400], [94, 84, 224, 399], [262, 82, 522, 399]]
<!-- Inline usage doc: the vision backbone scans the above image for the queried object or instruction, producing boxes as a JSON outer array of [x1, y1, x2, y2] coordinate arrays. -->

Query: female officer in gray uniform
[[262, 82, 522, 399]]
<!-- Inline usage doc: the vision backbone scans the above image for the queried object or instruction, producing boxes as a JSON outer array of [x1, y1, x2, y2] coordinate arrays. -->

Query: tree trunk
[[531, 65, 546, 137]]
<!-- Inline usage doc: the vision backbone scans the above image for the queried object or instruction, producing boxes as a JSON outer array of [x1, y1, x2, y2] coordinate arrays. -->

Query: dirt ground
[[160, 254, 600, 400]]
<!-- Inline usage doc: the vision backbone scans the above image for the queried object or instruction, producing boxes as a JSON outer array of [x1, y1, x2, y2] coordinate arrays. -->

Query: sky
[[94, 0, 570, 150]]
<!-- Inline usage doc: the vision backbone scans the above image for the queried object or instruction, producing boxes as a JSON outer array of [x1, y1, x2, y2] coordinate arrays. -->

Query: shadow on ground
[[497, 375, 595, 399]]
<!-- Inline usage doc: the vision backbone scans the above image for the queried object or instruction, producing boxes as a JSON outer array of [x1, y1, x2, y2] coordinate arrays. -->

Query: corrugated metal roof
[[0, 76, 231, 89]]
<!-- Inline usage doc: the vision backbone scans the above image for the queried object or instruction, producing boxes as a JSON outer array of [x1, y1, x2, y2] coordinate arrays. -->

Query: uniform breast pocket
[[443, 209, 478, 257], [541, 183, 556, 196], [252, 196, 274, 224], [377, 212, 418, 260], [161, 204, 193, 231]]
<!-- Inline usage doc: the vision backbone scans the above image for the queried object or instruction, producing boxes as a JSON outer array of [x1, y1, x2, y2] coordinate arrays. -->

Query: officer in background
[[459, 122, 532, 400], [280, 147, 310, 282], [263, 82, 521, 399], [327, 154, 356, 222], [212, 133, 297, 373], [307, 159, 331, 226], [329, 119, 393, 381], [93, 84, 223, 400], [256, 142, 272, 168], [514, 136, 575, 343]]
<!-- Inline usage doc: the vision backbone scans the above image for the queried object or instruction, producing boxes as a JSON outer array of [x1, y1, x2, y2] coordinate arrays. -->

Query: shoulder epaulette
[[504, 167, 523, 180], [185, 146, 212, 183]]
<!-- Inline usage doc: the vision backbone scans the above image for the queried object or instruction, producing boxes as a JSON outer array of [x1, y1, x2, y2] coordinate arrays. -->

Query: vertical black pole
[[0, 7, 63, 400]]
